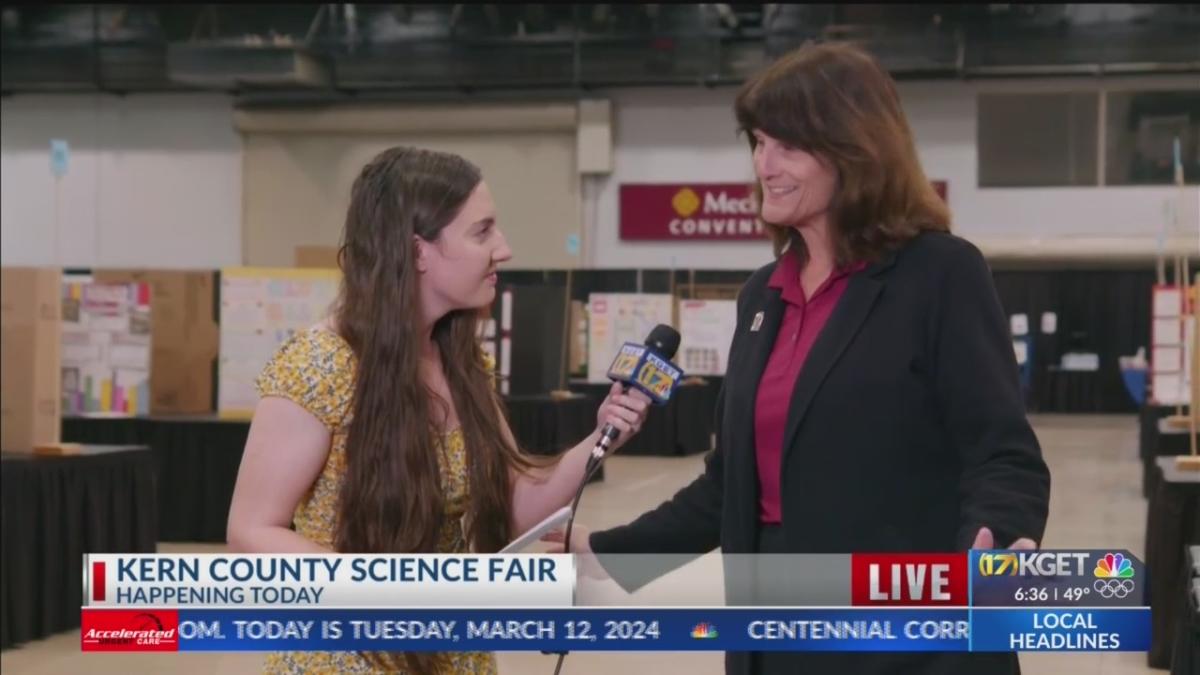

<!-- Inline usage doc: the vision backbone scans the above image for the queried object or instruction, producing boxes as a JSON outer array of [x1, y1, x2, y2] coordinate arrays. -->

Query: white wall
[[2, 77, 1195, 272], [587, 88, 774, 270], [1, 94, 242, 269], [592, 76, 1199, 269]]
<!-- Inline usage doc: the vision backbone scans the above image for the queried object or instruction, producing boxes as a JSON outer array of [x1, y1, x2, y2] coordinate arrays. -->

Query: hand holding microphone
[[546, 324, 684, 673], [592, 324, 684, 461], [552, 323, 684, 556], [595, 382, 652, 452]]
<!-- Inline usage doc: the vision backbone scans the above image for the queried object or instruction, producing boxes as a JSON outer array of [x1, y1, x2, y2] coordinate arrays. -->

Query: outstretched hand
[[542, 525, 610, 580], [971, 526, 1037, 551]]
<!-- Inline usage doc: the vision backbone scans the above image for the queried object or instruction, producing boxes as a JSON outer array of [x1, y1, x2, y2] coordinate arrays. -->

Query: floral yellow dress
[[255, 328, 497, 674]]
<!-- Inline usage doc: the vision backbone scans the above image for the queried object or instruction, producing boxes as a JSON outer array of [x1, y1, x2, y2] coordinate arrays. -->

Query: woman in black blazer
[[554, 42, 1052, 675]]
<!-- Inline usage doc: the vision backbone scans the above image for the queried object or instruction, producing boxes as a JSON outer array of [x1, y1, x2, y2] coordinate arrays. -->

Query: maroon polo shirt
[[754, 251, 867, 524]]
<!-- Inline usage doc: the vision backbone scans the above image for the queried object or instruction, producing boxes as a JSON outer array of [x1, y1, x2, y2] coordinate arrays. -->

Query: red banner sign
[[619, 183, 764, 241], [619, 181, 948, 242]]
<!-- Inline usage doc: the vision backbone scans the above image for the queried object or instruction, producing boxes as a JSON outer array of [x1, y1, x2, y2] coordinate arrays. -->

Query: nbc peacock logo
[[691, 622, 718, 639], [1092, 553, 1136, 600], [1093, 553, 1134, 579]]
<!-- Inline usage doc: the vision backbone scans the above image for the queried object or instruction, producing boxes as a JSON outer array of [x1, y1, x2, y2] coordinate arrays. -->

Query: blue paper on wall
[[50, 139, 70, 177]]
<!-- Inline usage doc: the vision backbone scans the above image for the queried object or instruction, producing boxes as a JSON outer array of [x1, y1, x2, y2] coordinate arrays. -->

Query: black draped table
[[503, 394, 601, 482], [1, 445, 156, 650], [62, 415, 250, 544], [1034, 368, 1108, 413], [1141, 404, 1177, 497], [1170, 545, 1200, 675], [569, 380, 717, 457], [1140, 411, 1197, 499], [1146, 457, 1200, 669], [62, 396, 599, 544]]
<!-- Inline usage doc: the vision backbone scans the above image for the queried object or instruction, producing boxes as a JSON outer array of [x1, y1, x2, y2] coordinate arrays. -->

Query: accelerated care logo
[[619, 184, 764, 241], [81, 610, 179, 652]]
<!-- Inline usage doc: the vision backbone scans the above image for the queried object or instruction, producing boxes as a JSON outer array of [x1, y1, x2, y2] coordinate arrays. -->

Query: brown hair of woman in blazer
[[552, 42, 1053, 675]]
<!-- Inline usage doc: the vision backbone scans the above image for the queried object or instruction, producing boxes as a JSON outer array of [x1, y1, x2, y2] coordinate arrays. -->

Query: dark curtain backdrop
[[991, 267, 1157, 413], [499, 265, 1163, 413]]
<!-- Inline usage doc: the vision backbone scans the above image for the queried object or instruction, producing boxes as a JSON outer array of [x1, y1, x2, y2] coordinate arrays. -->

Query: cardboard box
[[93, 269, 218, 414], [1, 267, 62, 451], [295, 246, 340, 269]]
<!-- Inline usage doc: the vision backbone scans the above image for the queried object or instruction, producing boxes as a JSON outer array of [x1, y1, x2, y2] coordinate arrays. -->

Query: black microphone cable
[[551, 431, 615, 675], [548, 324, 680, 674]]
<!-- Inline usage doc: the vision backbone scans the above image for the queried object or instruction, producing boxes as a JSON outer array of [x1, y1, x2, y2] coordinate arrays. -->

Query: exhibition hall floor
[[1, 415, 1157, 675]]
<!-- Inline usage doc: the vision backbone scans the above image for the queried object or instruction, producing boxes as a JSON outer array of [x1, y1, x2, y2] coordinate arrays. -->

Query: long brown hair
[[333, 147, 536, 673], [734, 41, 950, 266]]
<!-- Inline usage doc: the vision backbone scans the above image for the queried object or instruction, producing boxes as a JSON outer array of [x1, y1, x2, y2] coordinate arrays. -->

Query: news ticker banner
[[81, 607, 1150, 653], [81, 550, 1150, 653]]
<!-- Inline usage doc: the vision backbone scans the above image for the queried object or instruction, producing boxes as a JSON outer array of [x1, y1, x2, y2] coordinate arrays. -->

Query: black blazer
[[590, 232, 1051, 675]]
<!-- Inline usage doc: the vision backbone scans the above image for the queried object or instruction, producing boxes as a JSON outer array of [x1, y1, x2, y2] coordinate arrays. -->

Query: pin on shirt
[[750, 311, 764, 332]]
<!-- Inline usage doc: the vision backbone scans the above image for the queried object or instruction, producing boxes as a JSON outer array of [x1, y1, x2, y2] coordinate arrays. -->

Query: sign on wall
[[620, 184, 764, 241], [620, 181, 948, 242]]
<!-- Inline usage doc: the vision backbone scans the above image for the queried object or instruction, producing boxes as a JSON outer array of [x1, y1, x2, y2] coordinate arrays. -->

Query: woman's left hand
[[596, 381, 652, 451], [971, 526, 1037, 551]]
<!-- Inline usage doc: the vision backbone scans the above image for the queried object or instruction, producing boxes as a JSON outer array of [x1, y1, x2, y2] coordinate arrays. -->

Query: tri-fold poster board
[[677, 299, 737, 377], [60, 275, 152, 416], [217, 267, 341, 418], [1150, 284, 1194, 407], [586, 294, 675, 384]]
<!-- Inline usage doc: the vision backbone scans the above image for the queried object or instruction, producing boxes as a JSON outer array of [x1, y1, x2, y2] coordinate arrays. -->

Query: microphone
[[592, 324, 683, 461], [551, 324, 682, 675]]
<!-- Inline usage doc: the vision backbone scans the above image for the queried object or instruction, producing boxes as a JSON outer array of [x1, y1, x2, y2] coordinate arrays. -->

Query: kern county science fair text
[[80, 551, 1150, 654]]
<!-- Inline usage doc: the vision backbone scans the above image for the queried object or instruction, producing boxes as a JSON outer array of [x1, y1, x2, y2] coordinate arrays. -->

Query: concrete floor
[[0, 414, 1163, 674]]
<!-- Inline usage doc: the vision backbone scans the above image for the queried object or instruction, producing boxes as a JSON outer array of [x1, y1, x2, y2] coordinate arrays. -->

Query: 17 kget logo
[[81, 609, 179, 652]]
